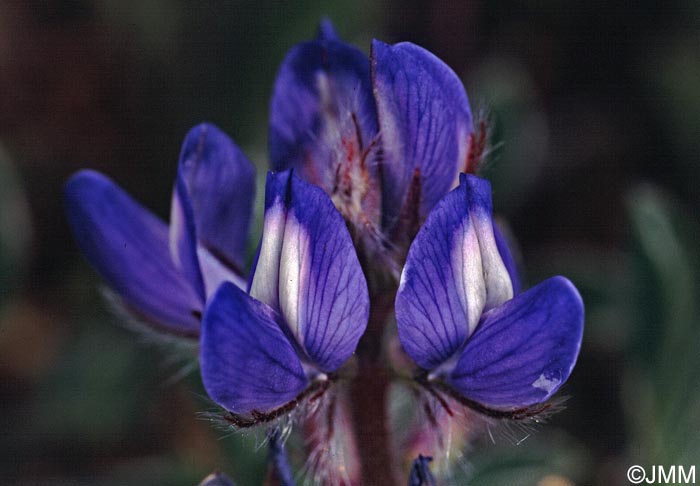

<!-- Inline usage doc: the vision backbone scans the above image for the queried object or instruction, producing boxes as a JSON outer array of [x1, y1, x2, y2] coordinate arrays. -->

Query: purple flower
[[65, 20, 586, 484], [199, 169, 369, 418], [269, 22, 481, 265], [395, 174, 584, 413], [65, 123, 255, 338]]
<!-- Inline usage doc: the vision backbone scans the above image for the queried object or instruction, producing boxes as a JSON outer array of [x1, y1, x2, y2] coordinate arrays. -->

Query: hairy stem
[[349, 288, 397, 485]]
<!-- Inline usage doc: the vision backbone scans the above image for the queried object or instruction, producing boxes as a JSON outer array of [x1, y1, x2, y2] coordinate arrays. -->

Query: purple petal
[[170, 175, 206, 300], [177, 123, 255, 276], [447, 276, 584, 409], [250, 170, 369, 372], [269, 29, 378, 197], [65, 170, 201, 336], [316, 18, 338, 41], [200, 282, 309, 414], [460, 174, 514, 311], [395, 179, 484, 370], [395, 175, 513, 370], [247, 171, 290, 312], [371, 40, 473, 228]]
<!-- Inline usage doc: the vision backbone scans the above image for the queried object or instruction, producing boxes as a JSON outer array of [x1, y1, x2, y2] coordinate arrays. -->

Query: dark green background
[[1, 1, 699, 484]]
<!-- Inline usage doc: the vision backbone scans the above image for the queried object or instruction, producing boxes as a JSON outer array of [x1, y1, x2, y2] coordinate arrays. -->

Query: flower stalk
[[349, 283, 398, 484]]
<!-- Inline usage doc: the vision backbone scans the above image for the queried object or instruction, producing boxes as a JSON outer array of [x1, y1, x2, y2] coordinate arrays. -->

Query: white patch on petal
[[168, 191, 185, 270], [445, 185, 515, 341], [250, 202, 286, 310], [471, 207, 513, 310], [278, 210, 311, 352], [398, 263, 409, 290], [532, 373, 560, 393], [452, 219, 486, 337], [197, 246, 246, 298]]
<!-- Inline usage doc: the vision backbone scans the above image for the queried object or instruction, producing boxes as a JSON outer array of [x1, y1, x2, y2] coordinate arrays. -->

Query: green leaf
[[625, 184, 700, 465], [458, 432, 591, 486]]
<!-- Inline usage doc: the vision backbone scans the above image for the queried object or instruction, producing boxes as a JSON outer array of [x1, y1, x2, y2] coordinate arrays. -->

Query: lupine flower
[[269, 21, 480, 271], [65, 123, 254, 337], [395, 173, 584, 416], [264, 18, 542, 397], [65, 19, 586, 486], [199, 169, 369, 420]]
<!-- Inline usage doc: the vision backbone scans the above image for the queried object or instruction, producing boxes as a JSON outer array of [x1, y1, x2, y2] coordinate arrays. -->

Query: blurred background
[[1, 1, 699, 484]]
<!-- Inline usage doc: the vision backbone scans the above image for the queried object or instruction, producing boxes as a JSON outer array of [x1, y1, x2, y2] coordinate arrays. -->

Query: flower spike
[[67, 21, 586, 484]]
